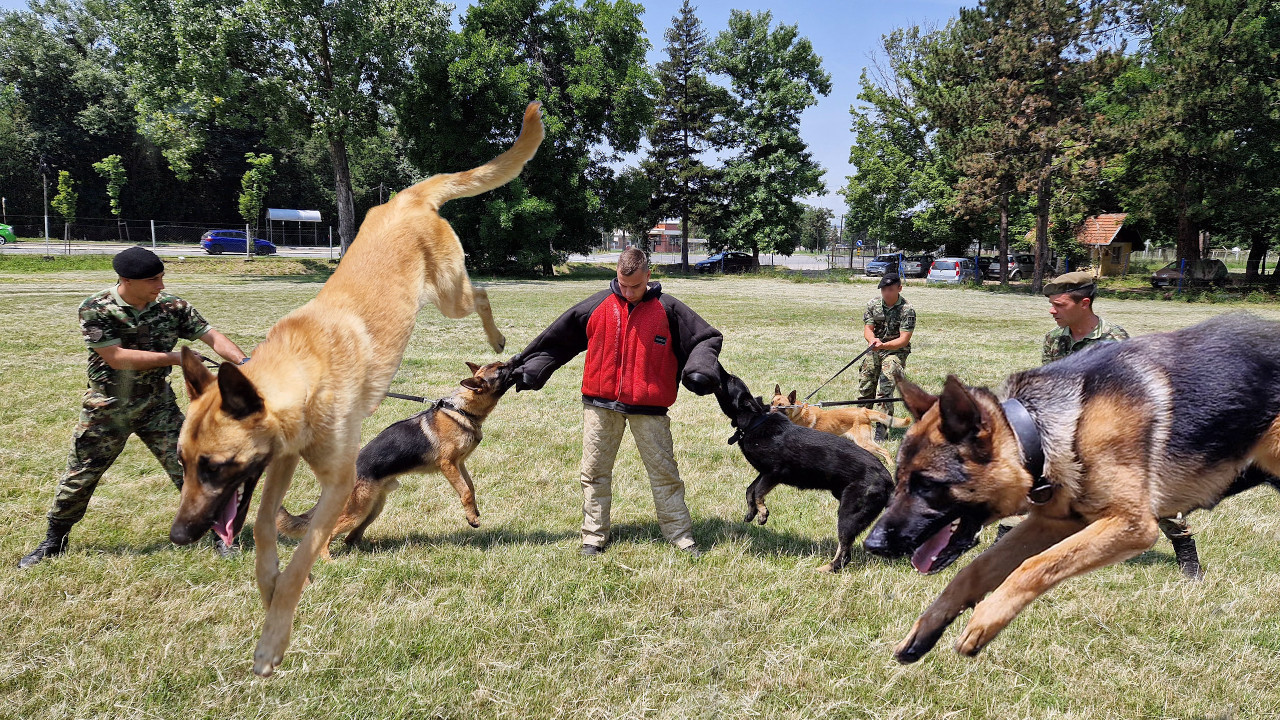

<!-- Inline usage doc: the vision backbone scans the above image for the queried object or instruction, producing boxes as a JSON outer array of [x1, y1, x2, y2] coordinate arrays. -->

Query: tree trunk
[[1174, 185, 1200, 262], [1031, 174, 1051, 295], [1246, 230, 1268, 281], [328, 135, 357, 255], [998, 190, 1010, 285]]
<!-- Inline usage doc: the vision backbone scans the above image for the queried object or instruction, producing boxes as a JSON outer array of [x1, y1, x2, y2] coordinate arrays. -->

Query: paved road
[[0, 240, 339, 259]]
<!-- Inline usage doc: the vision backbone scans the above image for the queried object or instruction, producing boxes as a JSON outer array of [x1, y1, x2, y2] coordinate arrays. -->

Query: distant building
[[1076, 214, 1143, 276]]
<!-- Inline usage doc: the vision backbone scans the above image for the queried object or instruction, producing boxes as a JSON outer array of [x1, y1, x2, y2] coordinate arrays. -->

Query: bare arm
[[93, 344, 182, 371], [863, 324, 882, 348], [200, 329, 249, 364], [878, 330, 912, 352]]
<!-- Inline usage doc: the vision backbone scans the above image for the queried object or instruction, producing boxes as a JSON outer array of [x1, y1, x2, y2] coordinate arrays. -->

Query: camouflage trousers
[[48, 382, 185, 525], [857, 350, 909, 417]]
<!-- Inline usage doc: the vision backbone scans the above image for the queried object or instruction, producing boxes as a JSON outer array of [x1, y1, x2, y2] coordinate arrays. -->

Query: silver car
[[926, 257, 978, 285]]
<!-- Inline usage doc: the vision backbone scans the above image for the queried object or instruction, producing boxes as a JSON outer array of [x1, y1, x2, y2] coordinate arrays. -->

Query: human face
[[1047, 293, 1089, 328], [119, 272, 166, 307], [616, 268, 650, 304], [880, 283, 901, 305]]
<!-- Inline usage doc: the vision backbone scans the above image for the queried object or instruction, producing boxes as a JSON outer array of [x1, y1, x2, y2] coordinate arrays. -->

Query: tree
[[92, 154, 126, 218], [238, 152, 275, 236], [842, 27, 962, 256], [929, 0, 1128, 292], [644, 0, 727, 272], [707, 10, 831, 261], [399, 0, 656, 274], [113, 0, 450, 254], [798, 204, 834, 252], [1117, 0, 1280, 272], [51, 169, 78, 245]]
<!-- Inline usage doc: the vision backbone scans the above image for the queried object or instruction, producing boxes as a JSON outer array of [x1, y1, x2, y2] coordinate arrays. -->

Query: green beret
[[1043, 270, 1096, 297]]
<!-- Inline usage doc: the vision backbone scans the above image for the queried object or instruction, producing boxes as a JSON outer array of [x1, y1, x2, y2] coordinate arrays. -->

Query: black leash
[[385, 392, 482, 424], [804, 345, 875, 401], [776, 397, 906, 409]]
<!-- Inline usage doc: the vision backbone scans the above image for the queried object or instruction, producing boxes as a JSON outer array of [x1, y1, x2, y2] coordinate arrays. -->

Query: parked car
[[974, 256, 997, 279], [694, 251, 755, 274], [926, 257, 979, 285], [1150, 258, 1228, 288], [0, 223, 15, 245], [985, 253, 1051, 281], [200, 229, 277, 255], [864, 254, 901, 277], [900, 254, 935, 279]]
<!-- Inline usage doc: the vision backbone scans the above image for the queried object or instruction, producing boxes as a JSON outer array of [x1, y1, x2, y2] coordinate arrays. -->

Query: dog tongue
[[911, 522, 955, 574], [211, 490, 239, 548]]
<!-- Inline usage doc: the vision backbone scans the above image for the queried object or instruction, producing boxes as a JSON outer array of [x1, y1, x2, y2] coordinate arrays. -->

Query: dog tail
[[409, 101, 545, 209], [868, 410, 912, 429], [275, 503, 313, 540]]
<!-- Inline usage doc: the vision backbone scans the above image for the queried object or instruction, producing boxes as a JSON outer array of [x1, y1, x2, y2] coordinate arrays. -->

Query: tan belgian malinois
[[276, 360, 514, 556], [769, 385, 910, 467], [169, 102, 544, 677]]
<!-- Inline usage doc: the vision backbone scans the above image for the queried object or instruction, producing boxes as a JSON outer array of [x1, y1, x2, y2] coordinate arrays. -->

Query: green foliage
[[238, 153, 275, 230], [707, 10, 831, 259], [398, 0, 656, 274], [797, 205, 834, 252], [91, 154, 127, 217], [51, 170, 77, 225]]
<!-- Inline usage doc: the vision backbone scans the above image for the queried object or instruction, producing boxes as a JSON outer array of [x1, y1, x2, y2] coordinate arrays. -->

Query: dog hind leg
[[344, 480, 398, 547], [819, 481, 892, 573], [744, 474, 778, 525]]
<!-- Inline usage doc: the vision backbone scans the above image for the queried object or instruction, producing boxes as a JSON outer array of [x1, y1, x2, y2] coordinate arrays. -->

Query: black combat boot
[[17, 519, 73, 569], [1170, 535, 1203, 581]]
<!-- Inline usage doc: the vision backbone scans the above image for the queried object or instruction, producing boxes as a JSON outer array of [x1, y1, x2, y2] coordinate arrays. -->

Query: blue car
[[200, 229, 277, 255], [864, 254, 901, 277], [694, 251, 755, 274]]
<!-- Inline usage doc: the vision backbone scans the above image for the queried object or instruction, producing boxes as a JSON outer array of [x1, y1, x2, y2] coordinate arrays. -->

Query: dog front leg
[[254, 454, 300, 610], [440, 460, 480, 528], [743, 474, 777, 525], [469, 286, 506, 354], [953, 513, 1158, 659], [253, 460, 356, 678], [895, 515, 1082, 663]]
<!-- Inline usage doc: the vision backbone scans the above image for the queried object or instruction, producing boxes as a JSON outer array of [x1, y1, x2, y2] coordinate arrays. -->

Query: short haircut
[[618, 247, 650, 276], [1064, 286, 1096, 304]]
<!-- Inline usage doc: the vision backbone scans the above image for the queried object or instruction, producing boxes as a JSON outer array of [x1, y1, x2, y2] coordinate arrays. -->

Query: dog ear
[[788, 390, 797, 405], [466, 361, 481, 374], [894, 369, 937, 420], [938, 375, 982, 443], [217, 362, 264, 419], [460, 376, 485, 392], [773, 384, 781, 396], [180, 346, 215, 400]]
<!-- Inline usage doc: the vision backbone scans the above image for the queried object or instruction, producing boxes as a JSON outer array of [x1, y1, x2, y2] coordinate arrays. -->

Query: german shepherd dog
[[769, 386, 911, 467], [276, 360, 514, 556], [863, 313, 1280, 664], [169, 102, 544, 676], [715, 369, 893, 572]]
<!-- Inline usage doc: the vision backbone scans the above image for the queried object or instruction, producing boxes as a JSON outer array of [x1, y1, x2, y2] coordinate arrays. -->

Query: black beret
[[113, 247, 165, 279], [877, 273, 901, 289]]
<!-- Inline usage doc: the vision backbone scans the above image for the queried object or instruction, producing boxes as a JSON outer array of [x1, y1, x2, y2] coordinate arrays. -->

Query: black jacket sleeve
[[505, 289, 610, 391], [661, 295, 724, 395]]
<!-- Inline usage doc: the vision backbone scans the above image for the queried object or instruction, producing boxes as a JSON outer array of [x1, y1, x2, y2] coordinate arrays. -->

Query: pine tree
[[643, 0, 727, 271]]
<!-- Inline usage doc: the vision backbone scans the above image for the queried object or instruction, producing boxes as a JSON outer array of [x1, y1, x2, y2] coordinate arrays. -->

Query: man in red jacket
[[508, 247, 723, 556]]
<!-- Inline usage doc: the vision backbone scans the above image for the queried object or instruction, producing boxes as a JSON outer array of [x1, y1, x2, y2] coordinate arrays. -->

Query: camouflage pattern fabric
[[857, 351, 908, 417], [80, 287, 209, 387], [862, 296, 916, 351], [1041, 317, 1129, 365], [49, 383, 185, 524]]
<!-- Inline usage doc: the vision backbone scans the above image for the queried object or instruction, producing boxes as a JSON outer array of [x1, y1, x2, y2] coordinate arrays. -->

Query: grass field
[[2, 267, 1280, 719]]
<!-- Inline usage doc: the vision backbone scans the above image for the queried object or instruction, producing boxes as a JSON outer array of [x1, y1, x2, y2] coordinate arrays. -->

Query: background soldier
[[1030, 270, 1201, 579], [858, 274, 914, 443], [18, 247, 249, 569]]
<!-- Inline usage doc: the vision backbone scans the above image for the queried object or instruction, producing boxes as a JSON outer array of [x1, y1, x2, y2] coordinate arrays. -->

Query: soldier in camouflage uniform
[[18, 247, 249, 569], [1001, 271, 1202, 579], [858, 274, 915, 443]]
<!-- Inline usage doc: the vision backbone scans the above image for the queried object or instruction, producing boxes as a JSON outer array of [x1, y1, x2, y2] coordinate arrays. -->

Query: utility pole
[[39, 155, 51, 255]]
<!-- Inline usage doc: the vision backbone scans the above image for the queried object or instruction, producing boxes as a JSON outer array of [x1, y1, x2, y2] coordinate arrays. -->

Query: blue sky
[[1, 0, 964, 214]]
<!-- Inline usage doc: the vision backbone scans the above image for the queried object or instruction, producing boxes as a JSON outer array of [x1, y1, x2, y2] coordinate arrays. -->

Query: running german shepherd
[[169, 102, 544, 676], [715, 369, 893, 573], [769, 385, 910, 467], [863, 313, 1280, 663], [276, 360, 513, 556]]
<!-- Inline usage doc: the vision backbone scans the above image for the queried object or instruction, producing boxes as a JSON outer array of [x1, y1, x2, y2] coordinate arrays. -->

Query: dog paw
[[468, 518, 480, 528], [757, 510, 769, 526], [742, 511, 756, 523], [489, 334, 507, 354], [817, 562, 835, 574], [954, 623, 993, 658], [252, 648, 283, 678], [893, 620, 948, 664]]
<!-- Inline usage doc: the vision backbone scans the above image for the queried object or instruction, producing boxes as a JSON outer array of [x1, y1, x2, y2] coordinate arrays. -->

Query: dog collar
[[436, 398, 481, 425], [727, 413, 771, 445], [1001, 398, 1052, 504]]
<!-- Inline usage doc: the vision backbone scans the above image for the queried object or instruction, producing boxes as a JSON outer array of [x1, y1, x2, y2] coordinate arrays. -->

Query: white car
[[926, 257, 978, 285]]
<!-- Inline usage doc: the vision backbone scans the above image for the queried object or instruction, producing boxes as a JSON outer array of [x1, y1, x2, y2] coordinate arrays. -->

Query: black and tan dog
[[715, 368, 893, 573], [770, 386, 910, 467], [276, 360, 513, 556], [863, 313, 1280, 663], [169, 102, 544, 676]]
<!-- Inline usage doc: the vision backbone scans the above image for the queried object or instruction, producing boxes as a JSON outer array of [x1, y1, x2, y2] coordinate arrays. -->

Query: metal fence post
[[151, 220, 155, 250]]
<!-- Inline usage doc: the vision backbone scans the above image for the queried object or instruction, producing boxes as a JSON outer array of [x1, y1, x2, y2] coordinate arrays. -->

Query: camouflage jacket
[[1041, 317, 1129, 365], [80, 287, 210, 388], [863, 296, 916, 352]]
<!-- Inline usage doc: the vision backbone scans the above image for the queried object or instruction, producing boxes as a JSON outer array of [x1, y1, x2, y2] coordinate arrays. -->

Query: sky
[[0, 0, 964, 215]]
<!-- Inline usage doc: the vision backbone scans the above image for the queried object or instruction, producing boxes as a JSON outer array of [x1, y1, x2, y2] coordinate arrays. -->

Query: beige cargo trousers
[[579, 404, 696, 550]]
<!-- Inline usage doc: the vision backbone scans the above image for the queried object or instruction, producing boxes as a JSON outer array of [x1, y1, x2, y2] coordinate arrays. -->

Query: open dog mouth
[[909, 512, 985, 574], [211, 482, 248, 547]]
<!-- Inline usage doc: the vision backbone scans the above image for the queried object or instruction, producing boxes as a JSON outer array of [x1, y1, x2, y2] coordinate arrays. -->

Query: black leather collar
[[1000, 398, 1053, 504], [727, 413, 771, 445], [435, 398, 481, 425]]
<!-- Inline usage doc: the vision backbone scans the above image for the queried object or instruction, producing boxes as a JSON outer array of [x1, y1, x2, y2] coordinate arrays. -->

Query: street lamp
[[38, 155, 52, 255]]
